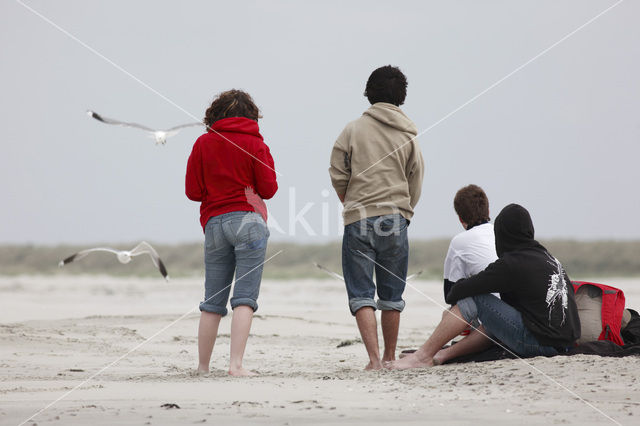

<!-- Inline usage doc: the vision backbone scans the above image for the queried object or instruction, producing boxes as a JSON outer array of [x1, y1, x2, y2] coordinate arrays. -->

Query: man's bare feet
[[228, 367, 258, 377], [385, 353, 434, 370], [364, 360, 383, 371]]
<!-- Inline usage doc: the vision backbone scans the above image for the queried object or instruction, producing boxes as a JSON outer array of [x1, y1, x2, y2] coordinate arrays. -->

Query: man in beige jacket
[[329, 65, 424, 370]]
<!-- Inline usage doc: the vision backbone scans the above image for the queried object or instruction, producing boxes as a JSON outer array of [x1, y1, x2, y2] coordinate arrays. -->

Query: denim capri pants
[[199, 211, 269, 316]]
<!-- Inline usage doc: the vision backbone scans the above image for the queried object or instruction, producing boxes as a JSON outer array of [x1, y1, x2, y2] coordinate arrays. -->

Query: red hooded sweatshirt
[[185, 117, 278, 230]]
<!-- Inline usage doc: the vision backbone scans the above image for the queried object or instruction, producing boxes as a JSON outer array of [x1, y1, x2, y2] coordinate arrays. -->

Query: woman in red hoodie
[[186, 90, 278, 376]]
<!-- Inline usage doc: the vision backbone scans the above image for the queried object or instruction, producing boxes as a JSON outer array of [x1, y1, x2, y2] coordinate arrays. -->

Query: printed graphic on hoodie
[[545, 252, 569, 325]]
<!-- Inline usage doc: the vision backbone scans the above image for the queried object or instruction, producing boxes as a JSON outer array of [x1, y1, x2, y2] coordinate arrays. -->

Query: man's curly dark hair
[[364, 65, 408, 106], [204, 89, 262, 127]]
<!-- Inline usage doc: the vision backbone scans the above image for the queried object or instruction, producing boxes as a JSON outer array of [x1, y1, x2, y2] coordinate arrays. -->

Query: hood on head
[[209, 116, 261, 137], [494, 203, 541, 257], [363, 103, 417, 135]]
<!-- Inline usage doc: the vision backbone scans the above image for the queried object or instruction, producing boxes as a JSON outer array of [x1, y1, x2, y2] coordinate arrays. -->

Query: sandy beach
[[1, 275, 639, 425]]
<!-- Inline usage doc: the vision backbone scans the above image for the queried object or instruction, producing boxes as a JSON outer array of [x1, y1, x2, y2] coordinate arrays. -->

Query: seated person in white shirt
[[444, 184, 498, 300], [400, 184, 497, 360], [438, 184, 498, 361]]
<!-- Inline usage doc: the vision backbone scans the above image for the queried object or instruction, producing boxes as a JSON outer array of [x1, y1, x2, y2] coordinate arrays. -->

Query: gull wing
[[87, 110, 156, 133], [312, 262, 421, 283], [130, 241, 170, 281], [406, 270, 423, 281], [313, 263, 344, 281], [164, 122, 204, 132], [58, 247, 119, 267]]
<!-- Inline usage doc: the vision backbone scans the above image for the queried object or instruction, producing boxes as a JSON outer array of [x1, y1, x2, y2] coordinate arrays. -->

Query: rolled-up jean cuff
[[377, 299, 406, 312], [230, 297, 258, 312], [349, 297, 377, 316], [456, 297, 480, 328], [199, 302, 228, 317]]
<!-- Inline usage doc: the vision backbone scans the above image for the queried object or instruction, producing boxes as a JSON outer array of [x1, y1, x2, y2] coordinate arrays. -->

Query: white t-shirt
[[444, 223, 498, 283]]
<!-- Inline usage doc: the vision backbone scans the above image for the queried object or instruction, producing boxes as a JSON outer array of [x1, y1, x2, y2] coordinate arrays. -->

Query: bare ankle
[[382, 349, 396, 362], [413, 348, 433, 363], [365, 361, 383, 370], [365, 356, 383, 370]]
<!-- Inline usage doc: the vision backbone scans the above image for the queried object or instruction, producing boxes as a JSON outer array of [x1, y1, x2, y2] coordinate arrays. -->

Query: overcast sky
[[1, 0, 638, 245]]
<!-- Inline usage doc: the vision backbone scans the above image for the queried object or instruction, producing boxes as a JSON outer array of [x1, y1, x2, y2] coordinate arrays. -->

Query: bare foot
[[385, 353, 434, 370], [364, 360, 383, 371], [196, 365, 209, 375], [229, 367, 258, 377], [432, 351, 445, 366]]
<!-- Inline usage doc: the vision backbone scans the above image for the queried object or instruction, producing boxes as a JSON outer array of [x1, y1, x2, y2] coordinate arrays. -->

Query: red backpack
[[572, 281, 626, 346]]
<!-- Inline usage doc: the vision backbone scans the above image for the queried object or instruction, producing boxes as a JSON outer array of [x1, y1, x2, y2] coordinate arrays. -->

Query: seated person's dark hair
[[204, 89, 262, 128], [364, 65, 408, 106], [454, 184, 490, 227]]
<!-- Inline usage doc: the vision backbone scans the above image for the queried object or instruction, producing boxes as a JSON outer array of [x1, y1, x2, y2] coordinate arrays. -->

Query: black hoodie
[[446, 204, 581, 347]]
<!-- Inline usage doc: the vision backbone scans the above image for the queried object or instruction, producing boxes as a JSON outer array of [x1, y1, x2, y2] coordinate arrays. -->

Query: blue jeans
[[457, 294, 559, 357], [199, 211, 269, 316], [342, 214, 409, 315]]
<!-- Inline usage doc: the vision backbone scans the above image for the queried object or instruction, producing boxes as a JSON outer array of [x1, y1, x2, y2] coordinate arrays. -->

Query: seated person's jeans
[[342, 214, 408, 316], [199, 211, 269, 317], [457, 294, 559, 357]]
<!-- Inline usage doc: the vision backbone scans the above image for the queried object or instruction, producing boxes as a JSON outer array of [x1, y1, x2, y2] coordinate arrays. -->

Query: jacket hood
[[209, 117, 262, 138], [494, 203, 544, 257], [363, 103, 417, 135]]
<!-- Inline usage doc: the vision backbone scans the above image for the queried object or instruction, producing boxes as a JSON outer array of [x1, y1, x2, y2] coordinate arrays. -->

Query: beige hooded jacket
[[329, 102, 425, 225]]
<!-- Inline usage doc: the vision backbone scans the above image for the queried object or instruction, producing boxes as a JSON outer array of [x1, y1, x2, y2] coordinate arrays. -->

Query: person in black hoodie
[[387, 204, 581, 369]]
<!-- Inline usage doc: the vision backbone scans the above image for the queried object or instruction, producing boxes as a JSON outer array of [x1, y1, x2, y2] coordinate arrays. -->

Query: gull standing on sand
[[59, 241, 169, 281], [87, 110, 203, 145]]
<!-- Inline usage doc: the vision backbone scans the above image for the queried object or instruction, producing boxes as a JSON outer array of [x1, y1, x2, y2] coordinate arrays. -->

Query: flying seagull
[[406, 270, 423, 281], [313, 263, 423, 282], [59, 241, 169, 281], [87, 110, 203, 145], [313, 262, 344, 281]]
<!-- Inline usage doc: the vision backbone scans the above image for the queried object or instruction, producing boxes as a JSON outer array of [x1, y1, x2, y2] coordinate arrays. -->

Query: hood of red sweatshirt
[[208, 117, 262, 138]]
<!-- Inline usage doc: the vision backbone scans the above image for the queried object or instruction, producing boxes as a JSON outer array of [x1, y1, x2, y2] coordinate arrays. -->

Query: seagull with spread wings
[[313, 263, 422, 282], [59, 241, 169, 281], [87, 110, 203, 145]]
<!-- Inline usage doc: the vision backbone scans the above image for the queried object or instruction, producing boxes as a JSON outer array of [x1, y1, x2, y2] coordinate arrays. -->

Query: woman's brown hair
[[204, 89, 262, 127]]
